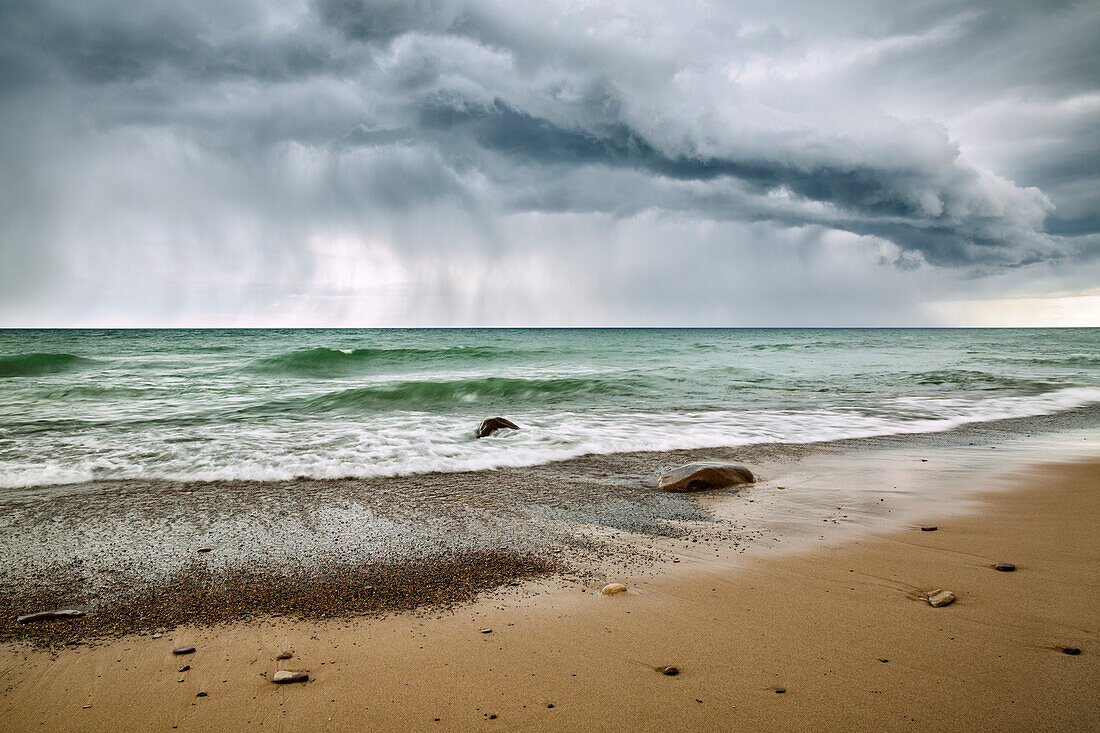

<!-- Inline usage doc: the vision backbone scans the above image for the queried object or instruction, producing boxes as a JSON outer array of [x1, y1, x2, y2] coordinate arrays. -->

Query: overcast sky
[[1, 0, 1097, 326]]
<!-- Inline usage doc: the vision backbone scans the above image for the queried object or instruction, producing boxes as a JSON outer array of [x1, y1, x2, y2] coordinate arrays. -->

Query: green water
[[0, 328, 1096, 487]]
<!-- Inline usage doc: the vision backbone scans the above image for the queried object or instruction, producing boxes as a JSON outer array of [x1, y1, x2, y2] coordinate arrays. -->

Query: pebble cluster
[[0, 550, 560, 647]]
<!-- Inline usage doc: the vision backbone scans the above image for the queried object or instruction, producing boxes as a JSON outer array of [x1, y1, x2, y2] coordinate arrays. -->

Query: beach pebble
[[1062, 647, 1081, 655], [197, 547, 212, 553], [994, 563, 1016, 572], [276, 651, 293, 660], [273, 670, 309, 684], [178, 665, 190, 672], [775, 688, 786, 694], [658, 462, 754, 492], [926, 590, 956, 607], [662, 666, 679, 676], [16, 609, 84, 624], [920, 526, 937, 532], [601, 583, 627, 595], [196, 692, 207, 698], [173, 646, 196, 655], [480, 628, 492, 634]]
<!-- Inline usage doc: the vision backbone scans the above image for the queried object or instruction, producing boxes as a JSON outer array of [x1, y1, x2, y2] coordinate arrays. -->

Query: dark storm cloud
[[0, 0, 1097, 324]]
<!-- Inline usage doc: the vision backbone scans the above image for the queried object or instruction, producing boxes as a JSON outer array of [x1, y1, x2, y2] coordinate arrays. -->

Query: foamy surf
[[1, 385, 1096, 488]]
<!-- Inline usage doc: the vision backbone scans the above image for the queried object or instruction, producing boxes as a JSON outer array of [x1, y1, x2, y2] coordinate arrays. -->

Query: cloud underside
[[0, 0, 1098, 324]]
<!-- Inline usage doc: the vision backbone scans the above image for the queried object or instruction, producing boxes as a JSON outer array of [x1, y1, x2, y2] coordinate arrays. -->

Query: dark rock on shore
[[920, 526, 937, 532], [1062, 647, 1081, 655], [662, 666, 679, 676], [16, 609, 84, 624], [658, 463, 754, 492], [276, 651, 293, 660], [476, 417, 519, 438], [994, 563, 1016, 572], [173, 646, 196, 655]]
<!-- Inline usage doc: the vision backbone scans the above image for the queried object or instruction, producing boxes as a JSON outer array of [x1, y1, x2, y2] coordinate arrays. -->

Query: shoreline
[[1, 448, 1097, 729], [0, 417, 1096, 648]]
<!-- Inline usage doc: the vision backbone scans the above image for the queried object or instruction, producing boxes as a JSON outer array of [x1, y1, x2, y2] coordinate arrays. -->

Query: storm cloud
[[0, 0, 1097, 325]]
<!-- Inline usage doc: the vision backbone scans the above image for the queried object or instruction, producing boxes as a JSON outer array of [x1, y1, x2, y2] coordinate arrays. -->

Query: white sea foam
[[2, 386, 1096, 489]]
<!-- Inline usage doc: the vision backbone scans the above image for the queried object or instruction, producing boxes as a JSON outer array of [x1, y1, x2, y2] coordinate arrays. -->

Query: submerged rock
[[273, 670, 309, 684], [926, 589, 956, 607], [476, 417, 519, 438], [658, 463, 754, 493], [601, 583, 627, 595], [16, 609, 84, 624]]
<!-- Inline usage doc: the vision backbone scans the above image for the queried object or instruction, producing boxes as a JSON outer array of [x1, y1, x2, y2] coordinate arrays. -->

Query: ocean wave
[[3, 387, 1097, 489], [0, 353, 97, 378], [255, 374, 650, 414], [251, 345, 539, 376], [998, 354, 1100, 367], [908, 369, 1068, 392]]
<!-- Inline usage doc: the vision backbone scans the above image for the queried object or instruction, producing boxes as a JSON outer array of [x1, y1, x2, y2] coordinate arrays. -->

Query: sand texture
[[0, 458, 1096, 731]]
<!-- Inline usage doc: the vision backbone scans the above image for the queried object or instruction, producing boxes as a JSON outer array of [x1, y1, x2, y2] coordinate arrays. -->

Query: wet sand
[[1, 452, 1096, 731]]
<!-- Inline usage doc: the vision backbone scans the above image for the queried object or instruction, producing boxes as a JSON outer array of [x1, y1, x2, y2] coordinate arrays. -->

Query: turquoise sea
[[0, 328, 1097, 488]]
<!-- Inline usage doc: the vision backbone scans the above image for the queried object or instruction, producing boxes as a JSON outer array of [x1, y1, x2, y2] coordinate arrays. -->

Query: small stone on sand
[[197, 547, 212, 553], [276, 652, 293, 660], [926, 589, 956, 607], [272, 670, 309, 684], [480, 628, 492, 634], [776, 688, 786, 694], [196, 692, 207, 697], [178, 665, 190, 672], [920, 526, 937, 531], [1062, 647, 1081, 655], [994, 563, 1016, 572], [601, 583, 627, 595], [662, 666, 679, 676], [173, 646, 196, 655]]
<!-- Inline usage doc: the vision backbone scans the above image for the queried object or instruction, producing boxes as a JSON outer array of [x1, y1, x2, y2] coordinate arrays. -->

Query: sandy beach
[[1, 442, 1096, 731]]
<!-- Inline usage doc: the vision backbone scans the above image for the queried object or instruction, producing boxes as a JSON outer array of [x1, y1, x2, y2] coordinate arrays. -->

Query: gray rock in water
[[273, 670, 309, 684], [476, 417, 519, 438], [926, 589, 956, 607], [658, 463, 755, 492], [16, 609, 85, 624]]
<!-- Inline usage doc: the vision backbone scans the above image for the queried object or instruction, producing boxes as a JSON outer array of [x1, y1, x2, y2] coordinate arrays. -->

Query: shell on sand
[[601, 583, 628, 595]]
